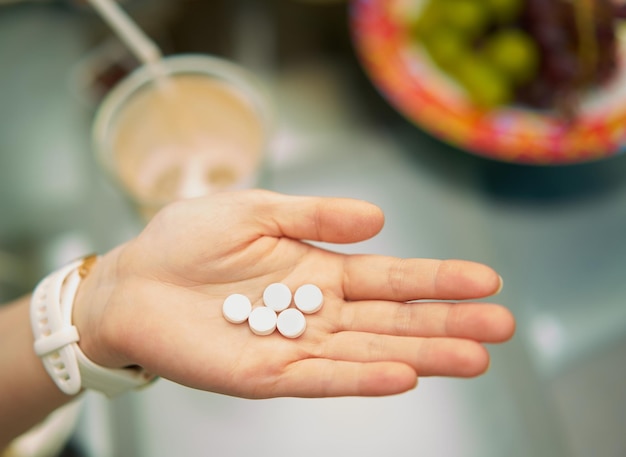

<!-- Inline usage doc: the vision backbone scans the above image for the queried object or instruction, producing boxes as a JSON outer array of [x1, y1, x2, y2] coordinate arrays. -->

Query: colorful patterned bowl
[[350, 0, 626, 164]]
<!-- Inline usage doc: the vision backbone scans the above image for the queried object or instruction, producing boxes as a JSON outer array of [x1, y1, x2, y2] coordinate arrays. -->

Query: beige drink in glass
[[93, 54, 273, 220]]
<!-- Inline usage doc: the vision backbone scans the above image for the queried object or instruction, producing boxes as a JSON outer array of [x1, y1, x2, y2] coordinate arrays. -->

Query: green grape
[[485, 0, 523, 24], [483, 29, 540, 85], [409, 0, 444, 40], [423, 28, 468, 70], [441, 0, 490, 37], [453, 55, 513, 108]]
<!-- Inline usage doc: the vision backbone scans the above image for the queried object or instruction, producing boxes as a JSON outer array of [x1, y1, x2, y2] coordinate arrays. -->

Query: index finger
[[258, 191, 385, 244], [342, 256, 503, 301]]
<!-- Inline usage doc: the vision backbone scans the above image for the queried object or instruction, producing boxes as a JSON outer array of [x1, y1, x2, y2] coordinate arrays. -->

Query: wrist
[[72, 246, 130, 370], [31, 251, 155, 397]]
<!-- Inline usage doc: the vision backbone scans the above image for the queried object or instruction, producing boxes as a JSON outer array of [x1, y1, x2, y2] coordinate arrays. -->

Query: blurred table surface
[[1, 3, 625, 457]]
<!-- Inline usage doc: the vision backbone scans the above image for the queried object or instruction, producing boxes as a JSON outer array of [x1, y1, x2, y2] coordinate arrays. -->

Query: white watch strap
[[31, 260, 84, 395], [30, 257, 156, 397]]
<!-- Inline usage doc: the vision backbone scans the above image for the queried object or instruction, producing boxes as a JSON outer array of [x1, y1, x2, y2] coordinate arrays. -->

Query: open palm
[[77, 190, 514, 399]]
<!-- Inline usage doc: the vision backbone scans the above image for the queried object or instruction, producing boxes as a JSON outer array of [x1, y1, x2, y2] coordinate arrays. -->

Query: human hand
[[74, 190, 514, 398]]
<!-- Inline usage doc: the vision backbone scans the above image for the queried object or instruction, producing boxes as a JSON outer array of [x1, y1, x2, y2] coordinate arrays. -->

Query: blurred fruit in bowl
[[350, 0, 626, 164], [455, 54, 513, 107], [488, 0, 524, 23], [411, 0, 542, 109], [409, 0, 617, 117], [482, 29, 538, 85]]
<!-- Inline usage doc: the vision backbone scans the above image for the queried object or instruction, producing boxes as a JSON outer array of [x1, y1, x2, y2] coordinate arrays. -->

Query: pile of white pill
[[222, 283, 324, 338]]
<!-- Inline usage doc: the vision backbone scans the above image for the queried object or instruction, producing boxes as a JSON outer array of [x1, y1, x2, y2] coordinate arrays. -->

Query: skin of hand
[[72, 189, 515, 399]]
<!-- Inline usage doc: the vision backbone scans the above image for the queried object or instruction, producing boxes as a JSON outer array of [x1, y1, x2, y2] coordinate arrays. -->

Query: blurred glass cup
[[93, 54, 273, 221]]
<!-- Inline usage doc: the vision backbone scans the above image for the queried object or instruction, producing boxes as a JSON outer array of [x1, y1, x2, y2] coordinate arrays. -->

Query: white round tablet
[[294, 284, 324, 314], [262, 283, 292, 312], [222, 294, 252, 324], [277, 308, 306, 338], [248, 306, 277, 336]]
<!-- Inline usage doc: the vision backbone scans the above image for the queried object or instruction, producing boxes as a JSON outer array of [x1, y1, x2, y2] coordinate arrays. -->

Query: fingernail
[[495, 275, 504, 295]]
